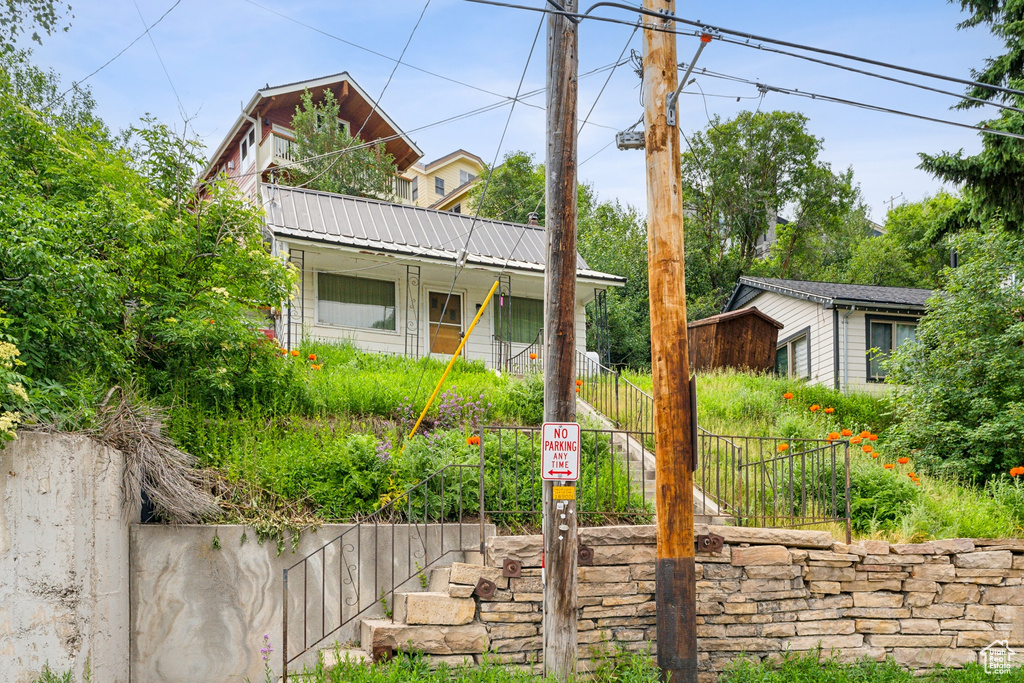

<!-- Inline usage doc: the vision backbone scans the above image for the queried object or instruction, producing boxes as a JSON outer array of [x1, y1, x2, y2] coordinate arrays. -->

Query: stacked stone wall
[[431, 525, 1024, 678]]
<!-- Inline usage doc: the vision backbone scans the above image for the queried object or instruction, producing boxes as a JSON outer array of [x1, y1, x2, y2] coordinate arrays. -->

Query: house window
[[459, 170, 476, 185], [240, 127, 256, 166], [452, 204, 461, 214], [435, 177, 445, 196], [494, 296, 544, 344], [317, 273, 396, 331], [411, 177, 418, 202], [775, 329, 810, 379], [315, 112, 349, 135], [867, 319, 917, 381]]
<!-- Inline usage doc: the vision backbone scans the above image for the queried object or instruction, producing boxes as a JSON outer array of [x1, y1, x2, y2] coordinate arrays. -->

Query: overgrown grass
[[721, 650, 1023, 682]]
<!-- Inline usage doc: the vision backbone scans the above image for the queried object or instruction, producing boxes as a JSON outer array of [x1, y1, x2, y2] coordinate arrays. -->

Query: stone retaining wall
[[438, 526, 1024, 678]]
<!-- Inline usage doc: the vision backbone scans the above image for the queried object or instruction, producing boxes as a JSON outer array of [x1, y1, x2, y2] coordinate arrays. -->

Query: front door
[[429, 292, 463, 356]]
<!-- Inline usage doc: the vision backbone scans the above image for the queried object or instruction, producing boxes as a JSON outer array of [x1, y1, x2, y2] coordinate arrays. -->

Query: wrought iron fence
[[492, 328, 543, 375], [576, 350, 654, 434]]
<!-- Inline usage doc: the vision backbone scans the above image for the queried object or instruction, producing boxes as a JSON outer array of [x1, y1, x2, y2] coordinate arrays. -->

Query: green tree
[[681, 110, 863, 311], [0, 55, 295, 414], [289, 89, 399, 201], [887, 228, 1024, 481], [0, 0, 71, 49], [468, 151, 545, 223], [844, 193, 959, 289], [918, 1, 1024, 232]]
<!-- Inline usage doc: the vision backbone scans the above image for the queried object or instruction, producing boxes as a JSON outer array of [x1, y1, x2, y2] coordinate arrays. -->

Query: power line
[[579, 23, 638, 135], [464, 0, 1024, 103], [131, 0, 187, 121], [691, 66, 1024, 142], [411, 14, 546, 408], [61, 0, 182, 97]]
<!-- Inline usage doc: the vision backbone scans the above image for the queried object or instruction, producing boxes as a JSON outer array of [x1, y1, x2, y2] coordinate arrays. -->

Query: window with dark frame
[[775, 330, 810, 379], [867, 318, 917, 381], [435, 177, 445, 196]]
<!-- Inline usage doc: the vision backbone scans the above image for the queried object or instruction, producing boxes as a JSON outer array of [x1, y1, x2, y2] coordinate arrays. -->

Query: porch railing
[[491, 328, 543, 375]]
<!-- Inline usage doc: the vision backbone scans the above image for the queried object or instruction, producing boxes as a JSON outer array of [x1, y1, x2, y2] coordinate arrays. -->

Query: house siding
[[404, 156, 482, 210], [279, 245, 590, 366], [738, 292, 835, 387], [839, 309, 920, 395]]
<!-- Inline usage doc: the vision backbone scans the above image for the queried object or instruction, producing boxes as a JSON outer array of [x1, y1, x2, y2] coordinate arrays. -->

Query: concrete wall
[[131, 522, 493, 682], [0, 433, 133, 683]]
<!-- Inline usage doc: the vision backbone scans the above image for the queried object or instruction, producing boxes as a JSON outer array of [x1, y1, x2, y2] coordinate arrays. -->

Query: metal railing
[[491, 328, 543, 375], [576, 350, 654, 434], [281, 463, 481, 681]]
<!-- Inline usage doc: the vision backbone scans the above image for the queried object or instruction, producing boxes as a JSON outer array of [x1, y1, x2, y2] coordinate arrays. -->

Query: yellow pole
[[404, 279, 501, 445]]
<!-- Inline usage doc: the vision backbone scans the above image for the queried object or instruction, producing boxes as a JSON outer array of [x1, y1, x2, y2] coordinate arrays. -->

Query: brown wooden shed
[[687, 307, 784, 373]]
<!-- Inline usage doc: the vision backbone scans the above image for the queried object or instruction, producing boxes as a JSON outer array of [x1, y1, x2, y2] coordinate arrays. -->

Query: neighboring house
[[264, 183, 624, 367], [723, 277, 933, 393], [753, 215, 789, 259], [402, 149, 484, 213], [199, 73, 424, 203]]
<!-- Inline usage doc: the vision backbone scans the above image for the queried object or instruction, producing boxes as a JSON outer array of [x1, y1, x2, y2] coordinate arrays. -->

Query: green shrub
[[888, 228, 1024, 481], [848, 458, 921, 533]]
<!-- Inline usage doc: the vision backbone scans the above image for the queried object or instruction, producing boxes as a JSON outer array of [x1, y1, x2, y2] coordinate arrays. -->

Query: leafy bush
[[888, 228, 1024, 481], [848, 458, 921, 533]]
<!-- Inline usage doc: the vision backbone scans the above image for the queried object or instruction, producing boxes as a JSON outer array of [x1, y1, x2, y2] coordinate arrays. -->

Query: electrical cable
[[410, 14, 546, 409], [131, 0, 187, 121], [691, 67, 1024, 142], [579, 23, 638, 135], [60, 0, 182, 97], [464, 0, 1024, 103]]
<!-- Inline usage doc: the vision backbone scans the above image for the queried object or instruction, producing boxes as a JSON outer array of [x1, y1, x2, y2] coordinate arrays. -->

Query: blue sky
[[23, 0, 1003, 222]]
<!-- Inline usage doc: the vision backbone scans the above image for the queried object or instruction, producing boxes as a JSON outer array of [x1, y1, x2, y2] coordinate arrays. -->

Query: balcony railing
[[274, 134, 299, 163], [392, 176, 412, 202]]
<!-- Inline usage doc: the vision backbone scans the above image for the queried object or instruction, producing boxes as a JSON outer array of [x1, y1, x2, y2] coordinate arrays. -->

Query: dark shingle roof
[[725, 277, 933, 311], [263, 184, 625, 284]]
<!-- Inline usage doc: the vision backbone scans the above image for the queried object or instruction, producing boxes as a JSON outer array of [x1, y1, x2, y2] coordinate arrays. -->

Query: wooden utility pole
[[643, 1, 697, 682], [543, 0, 579, 680]]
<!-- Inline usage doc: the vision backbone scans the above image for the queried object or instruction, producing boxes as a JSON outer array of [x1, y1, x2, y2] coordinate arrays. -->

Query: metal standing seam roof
[[262, 184, 626, 284], [725, 276, 934, 311]]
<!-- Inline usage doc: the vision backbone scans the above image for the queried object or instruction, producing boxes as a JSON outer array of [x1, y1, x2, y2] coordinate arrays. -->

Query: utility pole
[[643, 1, 698, 681], [543, 0, 579, 680]]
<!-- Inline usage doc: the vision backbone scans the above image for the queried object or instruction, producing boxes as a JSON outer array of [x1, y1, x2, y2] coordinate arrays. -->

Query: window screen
[[318, 273, 396, 330], [495, 296, 544, 344]]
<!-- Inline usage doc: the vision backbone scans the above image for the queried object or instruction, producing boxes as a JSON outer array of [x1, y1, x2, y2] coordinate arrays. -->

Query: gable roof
[[413, 149, 485, 173], [263, 184, 625, 284], [201, 72, 423, 180], [724, 277, 933, 312]]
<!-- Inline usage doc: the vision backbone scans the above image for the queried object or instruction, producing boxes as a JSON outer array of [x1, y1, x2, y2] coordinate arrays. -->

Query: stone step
[[427, 566, 450, 592], [360, 619, 488, 656], [393, 591, 476, 625]]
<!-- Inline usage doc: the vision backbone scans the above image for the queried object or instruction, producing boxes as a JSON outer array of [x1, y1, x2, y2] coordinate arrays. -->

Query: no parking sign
[[541, 422, 580, 481]]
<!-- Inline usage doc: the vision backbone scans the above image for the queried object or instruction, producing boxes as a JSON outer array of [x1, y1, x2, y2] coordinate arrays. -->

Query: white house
[[723, 277, 933, 393], [263, 184, 624, 368]]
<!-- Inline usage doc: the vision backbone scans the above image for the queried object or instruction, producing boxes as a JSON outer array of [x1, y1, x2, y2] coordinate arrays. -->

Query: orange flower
[[868, 434, 878, 442], [871, 453, 879, 459], [862, 444, 873, 453], [575, 387, 580, 393], [860, 430, 871, 438], [827, 432, 841, 441], [308, 354, 317, 361], [914, 480, 921, 486], [850, 436, 863, 445], [783, 392, 794, 400], [810, 404, 821, 412], [576, 379, 584, 386], [1011, 467, 1024, 477], [311, 364, 322, 370], [824, 407, 835, 414], [466, 436, 481, 446], [897, 457, 909, 465], [841, 429, 853, 437], [208, 319, 215, 324], [279, 347, 287, 354], [290, 350, 299, 357], [529, 353, 537, 360], [884, 463, 894, 470], [777, 443, 789, 452], [907, 472, 916, 478]]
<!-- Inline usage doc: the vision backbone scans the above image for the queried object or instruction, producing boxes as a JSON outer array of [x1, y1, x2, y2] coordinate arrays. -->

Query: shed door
[[429, 292, 463, 356]]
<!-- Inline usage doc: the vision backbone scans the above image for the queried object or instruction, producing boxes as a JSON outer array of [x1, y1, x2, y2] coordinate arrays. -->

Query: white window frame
[[314, 269, 401, 335], [435, 177, 445, 196], [776, 326, 811, 380], [240, 127, 256, 167]]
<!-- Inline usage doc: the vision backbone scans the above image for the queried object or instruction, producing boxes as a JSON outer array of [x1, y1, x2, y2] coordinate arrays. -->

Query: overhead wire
[[131, 0, 187, 121], [409, 14, 546, 409], [60, 0, 182, 97], [579, 23, 638, 135], [463, 0, 1024, 105]]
